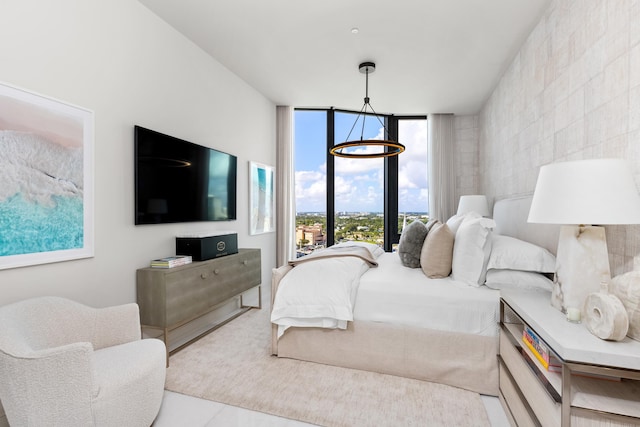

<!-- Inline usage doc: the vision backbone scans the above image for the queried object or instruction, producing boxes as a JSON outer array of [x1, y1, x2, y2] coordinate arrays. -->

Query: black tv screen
[[134, 126, 237, 225]]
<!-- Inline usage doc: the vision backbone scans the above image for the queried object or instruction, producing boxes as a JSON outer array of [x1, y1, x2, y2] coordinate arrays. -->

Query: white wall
[[479, 0, 640, 275], [0, 0, 276, 307]]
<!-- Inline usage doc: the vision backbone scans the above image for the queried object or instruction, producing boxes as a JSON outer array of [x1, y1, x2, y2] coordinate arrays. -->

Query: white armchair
[[0, 296, 166, 427]]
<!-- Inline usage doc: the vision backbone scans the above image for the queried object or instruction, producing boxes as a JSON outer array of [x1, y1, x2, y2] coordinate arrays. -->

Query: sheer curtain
[[276, 106, 296, 266], [428, 114, 456, 221]]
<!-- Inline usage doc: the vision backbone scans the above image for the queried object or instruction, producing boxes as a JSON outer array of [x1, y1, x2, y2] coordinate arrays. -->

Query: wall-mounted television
[[134, 126, 237, 225]]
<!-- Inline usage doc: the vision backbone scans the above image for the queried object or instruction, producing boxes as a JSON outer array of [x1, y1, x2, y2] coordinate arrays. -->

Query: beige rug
[[165, 305, 490, 427]]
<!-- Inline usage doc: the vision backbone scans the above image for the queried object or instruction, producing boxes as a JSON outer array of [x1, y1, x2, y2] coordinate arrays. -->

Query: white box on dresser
[[498, 290, 640, 427]]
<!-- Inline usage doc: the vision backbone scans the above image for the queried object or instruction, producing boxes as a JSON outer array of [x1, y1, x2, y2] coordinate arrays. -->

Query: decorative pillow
[[398, 221, 428, 268], [425, 218, 439, 233], [484, 269, 554, 292], [451, 216, 496, 287], [332, 241, 384, 258], [487, 235, 556, 273], [420, 222, 454, 278]]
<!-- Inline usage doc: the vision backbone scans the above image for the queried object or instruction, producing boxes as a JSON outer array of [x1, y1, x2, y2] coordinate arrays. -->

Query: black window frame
[[295, 107, 426, 252]]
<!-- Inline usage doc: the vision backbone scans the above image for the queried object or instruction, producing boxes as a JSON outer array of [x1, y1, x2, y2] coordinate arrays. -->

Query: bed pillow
[[484, 269, 554, 292], [420, 222, 454, 278], [451, 216, 496, 287], [445, 214, 467, 235], [487, 234, 556, 273], [332, 241, 384, 258], [398, 220, 429, 268]]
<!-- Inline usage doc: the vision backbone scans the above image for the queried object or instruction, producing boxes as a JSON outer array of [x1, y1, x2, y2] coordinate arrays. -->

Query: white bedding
[[270, 255, 370, 338], [354, 252, 501, 337]]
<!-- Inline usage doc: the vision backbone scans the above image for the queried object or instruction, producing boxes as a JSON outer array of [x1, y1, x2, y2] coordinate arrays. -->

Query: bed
[[270, 196, 560, 396]]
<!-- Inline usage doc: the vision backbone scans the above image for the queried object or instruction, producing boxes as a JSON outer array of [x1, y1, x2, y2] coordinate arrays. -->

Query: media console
[[136, 248, 261, 365]]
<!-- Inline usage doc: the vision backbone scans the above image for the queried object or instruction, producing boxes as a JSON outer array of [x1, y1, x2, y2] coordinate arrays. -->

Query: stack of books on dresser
[[150, 255, 192, 268]]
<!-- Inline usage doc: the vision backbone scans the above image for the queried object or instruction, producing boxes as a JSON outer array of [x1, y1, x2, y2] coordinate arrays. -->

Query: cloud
[[334, 155, 383, 175], [295, 170, 326, 211]]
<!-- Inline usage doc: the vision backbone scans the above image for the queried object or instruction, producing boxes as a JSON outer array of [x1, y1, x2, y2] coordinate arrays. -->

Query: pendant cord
[[360, 68, 370, 141]]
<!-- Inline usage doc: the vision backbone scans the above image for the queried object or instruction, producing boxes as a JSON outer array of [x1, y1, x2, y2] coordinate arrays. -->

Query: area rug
[[165, 304, 490, 427]]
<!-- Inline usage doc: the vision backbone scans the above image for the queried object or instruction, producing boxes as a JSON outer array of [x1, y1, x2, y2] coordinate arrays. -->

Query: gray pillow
[[398, 220, 429, 268]]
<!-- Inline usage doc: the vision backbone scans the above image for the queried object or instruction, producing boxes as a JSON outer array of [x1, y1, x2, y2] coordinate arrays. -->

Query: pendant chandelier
[[329, 62, 405, 159]]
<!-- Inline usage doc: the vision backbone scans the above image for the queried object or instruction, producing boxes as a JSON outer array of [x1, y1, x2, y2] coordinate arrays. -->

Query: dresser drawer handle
[[243, 260, 248, 265], [213, 269, 220, 275], [200, 273, 207, 279]]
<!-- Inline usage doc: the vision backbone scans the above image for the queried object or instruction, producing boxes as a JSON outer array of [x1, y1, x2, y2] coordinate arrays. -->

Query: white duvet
[[272, 249, 501, 340], [354, 252, 501, 337], [270, 254, 371, 338]]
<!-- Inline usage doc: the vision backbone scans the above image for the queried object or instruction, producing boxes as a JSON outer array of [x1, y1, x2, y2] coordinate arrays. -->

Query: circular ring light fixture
[[329, 140, 405, 158], [330, 62, 405, 159]]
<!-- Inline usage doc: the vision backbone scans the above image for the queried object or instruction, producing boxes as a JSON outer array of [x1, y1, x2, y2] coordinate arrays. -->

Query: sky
[[294, 110, 429, 213]]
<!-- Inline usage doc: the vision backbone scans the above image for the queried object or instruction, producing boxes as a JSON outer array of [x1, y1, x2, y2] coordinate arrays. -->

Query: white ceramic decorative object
[[551, 225, 612, 315], [584, 283, 629, 341], [610, 271, 640, 342]]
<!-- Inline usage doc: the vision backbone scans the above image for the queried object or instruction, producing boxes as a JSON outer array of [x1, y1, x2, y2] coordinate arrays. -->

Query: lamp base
[[551, 225, 611, 315]]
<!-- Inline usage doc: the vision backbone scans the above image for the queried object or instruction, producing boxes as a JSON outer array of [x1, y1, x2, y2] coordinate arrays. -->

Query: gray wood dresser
[[136, 248, 261, 364]]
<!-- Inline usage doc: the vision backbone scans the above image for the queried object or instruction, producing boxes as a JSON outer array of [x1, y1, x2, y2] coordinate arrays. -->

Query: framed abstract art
[[0, 82, 94, 269], [249, 161, 275, 235]]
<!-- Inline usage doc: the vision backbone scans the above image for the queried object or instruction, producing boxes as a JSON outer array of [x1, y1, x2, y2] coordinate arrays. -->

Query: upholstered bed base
[[272, 316, 499, 396], [270, 265, 499, 396]]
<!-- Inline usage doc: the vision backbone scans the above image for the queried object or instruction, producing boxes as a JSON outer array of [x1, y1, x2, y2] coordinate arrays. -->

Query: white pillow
[[445, 214, 468, 235], [488, 235, 556, 273], [451, 215, 496, 287], [332, 241, 384, 258], [485, 269, 553, 292]]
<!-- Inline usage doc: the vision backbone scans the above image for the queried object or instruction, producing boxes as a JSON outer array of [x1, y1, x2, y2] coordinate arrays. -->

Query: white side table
[[499, 290, 640, 426]]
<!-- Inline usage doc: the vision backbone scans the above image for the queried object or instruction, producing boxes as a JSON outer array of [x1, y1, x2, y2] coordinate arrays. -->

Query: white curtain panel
[[428, 114, 456, 222], [276, 106, 296, 266]]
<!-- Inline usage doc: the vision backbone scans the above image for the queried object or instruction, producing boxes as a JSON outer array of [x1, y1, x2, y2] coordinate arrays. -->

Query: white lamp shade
[[457, 195, 490, 217], [528, 158, 640, 225]]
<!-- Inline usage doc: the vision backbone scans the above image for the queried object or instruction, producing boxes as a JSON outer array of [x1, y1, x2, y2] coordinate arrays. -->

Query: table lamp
[[457, 195, 490, 217], [528, 159, 640, 315]]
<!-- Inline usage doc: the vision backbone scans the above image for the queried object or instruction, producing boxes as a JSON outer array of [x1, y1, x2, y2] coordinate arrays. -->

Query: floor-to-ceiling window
[[294, 110, 327, 255], [294, 109, 427, 256], [333, 111, 385, 246], [397, 118, 429, 241]]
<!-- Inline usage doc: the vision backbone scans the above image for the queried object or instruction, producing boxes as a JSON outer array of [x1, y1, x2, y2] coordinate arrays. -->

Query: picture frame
[[249, 161, 275, 235], [0, 82, 94, 269]]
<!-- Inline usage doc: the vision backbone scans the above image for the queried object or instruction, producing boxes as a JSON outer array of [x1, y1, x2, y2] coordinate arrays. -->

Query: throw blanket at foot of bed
[[271, 245, 378, 339]]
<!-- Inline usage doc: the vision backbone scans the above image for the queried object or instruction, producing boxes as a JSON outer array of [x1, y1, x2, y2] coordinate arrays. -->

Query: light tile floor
[[0, 390, 509, 426]]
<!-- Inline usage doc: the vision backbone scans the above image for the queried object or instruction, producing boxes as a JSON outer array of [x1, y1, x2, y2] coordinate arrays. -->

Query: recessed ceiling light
[[351, 27, 359, 34]]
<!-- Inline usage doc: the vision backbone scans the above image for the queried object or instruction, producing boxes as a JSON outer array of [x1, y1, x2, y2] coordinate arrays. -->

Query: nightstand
[[499, 290, 640, 426]]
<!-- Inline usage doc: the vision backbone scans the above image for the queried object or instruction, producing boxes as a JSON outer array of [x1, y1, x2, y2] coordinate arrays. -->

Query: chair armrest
[[0, 343, 95, 425], [92, 303, 141, 350]]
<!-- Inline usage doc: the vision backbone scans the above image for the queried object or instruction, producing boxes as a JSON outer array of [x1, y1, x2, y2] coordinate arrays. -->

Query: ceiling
[[139, 0, 551, 115]]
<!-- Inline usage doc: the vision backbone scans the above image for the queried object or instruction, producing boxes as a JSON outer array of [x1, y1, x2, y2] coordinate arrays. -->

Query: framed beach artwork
[[0, 82, 94, 270], [249, 161, 275, 235]]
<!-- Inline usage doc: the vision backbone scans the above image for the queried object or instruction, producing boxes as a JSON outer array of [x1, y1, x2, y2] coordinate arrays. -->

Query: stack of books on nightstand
[[522, 325, 620, 381], [522, 325, 557, 369], [150, 255, 192, 268]]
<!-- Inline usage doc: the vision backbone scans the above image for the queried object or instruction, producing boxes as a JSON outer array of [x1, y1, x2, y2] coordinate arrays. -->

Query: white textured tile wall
[[453, 115, 480, 204], [478, 0, 640, 275]]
